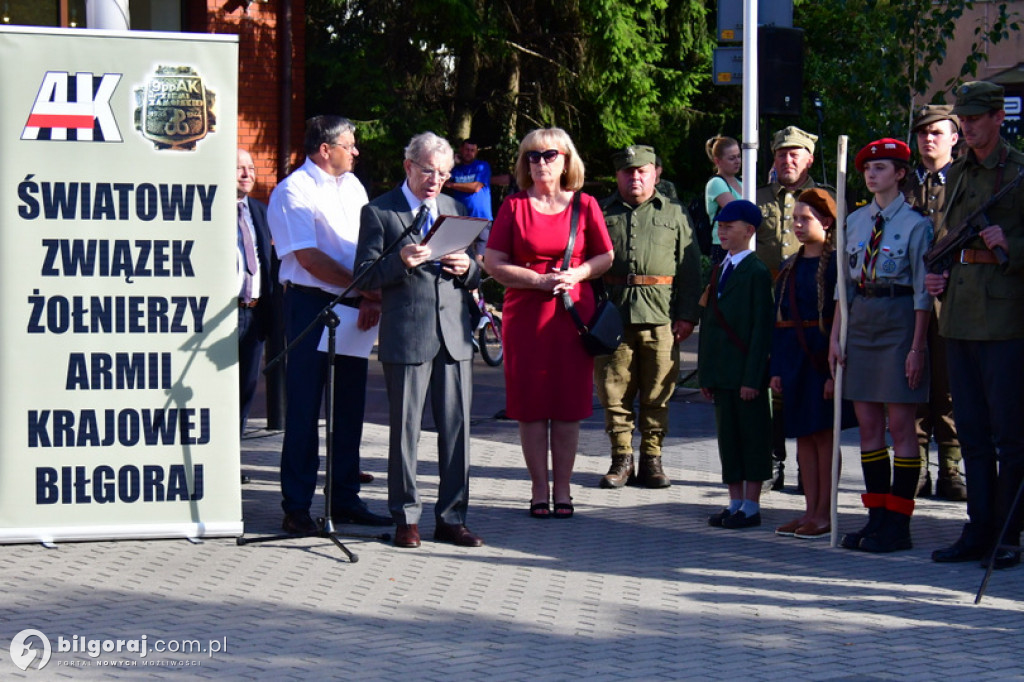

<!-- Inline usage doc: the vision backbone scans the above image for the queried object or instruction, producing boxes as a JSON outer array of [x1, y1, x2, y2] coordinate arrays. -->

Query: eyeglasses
[[526, 149, 563, 164], [411, 160, 451, 181], [329, 141, 358, 153]]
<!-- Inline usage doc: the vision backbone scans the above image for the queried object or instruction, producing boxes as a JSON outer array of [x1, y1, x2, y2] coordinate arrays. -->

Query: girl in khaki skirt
[[829, 138, 933, 553]]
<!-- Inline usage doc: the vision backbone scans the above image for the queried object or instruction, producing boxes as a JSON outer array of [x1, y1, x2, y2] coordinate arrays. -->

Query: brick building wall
[[187, 0, 306, 201]]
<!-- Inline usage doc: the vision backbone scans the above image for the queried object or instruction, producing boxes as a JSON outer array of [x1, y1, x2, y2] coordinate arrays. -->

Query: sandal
[[529, 501, 551, 519], [552, 502, 574, 519]]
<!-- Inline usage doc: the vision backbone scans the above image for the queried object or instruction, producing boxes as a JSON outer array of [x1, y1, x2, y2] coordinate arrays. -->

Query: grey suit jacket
[[355, 187, 480, 364]]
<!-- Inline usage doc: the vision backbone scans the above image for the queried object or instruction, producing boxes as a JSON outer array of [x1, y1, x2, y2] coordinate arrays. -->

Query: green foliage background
[[305, 0, 1020, 200]]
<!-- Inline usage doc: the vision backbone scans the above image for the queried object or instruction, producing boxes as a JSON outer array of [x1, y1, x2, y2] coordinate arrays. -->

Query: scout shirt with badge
[[600, 189, 702, 326], [841, 194, 933, 403]]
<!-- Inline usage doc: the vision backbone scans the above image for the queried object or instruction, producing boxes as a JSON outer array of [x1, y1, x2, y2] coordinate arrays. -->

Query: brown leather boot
[[638, 454, 671, 489], [599, 454, 634, 489], [936, 467, 967, 501]]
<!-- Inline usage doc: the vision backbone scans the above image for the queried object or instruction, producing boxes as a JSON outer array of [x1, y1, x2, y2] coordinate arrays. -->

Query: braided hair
[[775, 189, 838, 334]]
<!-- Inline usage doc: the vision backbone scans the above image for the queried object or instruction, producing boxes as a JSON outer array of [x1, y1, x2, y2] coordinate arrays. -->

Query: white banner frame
[[0, 25, 242, 543]]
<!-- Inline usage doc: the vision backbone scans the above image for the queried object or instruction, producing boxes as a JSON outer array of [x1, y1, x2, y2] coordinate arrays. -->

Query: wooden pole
[[830, 135, 849, 548]]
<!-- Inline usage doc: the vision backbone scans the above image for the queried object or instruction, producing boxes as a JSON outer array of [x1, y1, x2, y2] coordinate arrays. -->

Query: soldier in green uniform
[[928, 82, 1024, 570], [595, 145, 702, 488], [756, 126, 835, 489], [904, 104, 967, 501]]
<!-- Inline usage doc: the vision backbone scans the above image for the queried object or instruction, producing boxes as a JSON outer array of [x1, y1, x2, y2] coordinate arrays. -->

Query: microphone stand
[[238, 205, 430, 561]]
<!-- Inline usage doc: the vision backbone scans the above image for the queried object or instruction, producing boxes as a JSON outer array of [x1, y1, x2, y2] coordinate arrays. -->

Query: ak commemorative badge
[[134, 66, 216, 150]]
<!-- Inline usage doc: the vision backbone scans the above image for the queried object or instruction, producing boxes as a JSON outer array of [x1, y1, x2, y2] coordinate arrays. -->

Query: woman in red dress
[[486, 128, 614, 519]]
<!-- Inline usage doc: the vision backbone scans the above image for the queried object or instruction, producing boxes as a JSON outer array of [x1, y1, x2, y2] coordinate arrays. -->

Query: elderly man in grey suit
[[355, 132, 483, 549]]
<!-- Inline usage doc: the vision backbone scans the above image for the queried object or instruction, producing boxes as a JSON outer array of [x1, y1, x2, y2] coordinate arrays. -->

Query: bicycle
[[473, 279, 503, 366]]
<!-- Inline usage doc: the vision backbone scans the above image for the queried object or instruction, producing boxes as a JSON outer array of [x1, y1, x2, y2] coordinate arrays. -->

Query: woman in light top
[[704, 136, 743, 264]]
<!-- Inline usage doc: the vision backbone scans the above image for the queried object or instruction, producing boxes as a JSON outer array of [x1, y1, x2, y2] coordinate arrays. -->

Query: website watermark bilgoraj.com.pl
[[9, 628, 226, 670]]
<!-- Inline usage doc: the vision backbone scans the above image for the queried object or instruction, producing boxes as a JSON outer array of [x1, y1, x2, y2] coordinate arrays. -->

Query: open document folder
[[421, 215, 490, 256]]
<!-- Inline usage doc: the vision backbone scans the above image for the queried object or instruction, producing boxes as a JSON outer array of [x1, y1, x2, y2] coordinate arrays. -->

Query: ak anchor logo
[[134, 65, 216, 150], [10, 629, 52, 671]]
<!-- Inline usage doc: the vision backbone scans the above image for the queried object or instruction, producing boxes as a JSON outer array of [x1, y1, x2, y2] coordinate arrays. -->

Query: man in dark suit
[[236, 149, 275, 447], [355, 131, 483, 549]]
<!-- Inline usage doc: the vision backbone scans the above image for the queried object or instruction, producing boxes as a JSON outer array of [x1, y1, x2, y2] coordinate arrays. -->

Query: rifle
[[923, 166, 1024, 274]]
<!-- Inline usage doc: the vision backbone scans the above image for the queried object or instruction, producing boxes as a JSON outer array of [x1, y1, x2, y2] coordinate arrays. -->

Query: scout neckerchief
[[860, 212, 885, 284]]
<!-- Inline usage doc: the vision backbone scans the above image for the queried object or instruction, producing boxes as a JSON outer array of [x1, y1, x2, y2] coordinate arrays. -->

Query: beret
[[717, 199, 762, 229], [855, 138, 911, 173]]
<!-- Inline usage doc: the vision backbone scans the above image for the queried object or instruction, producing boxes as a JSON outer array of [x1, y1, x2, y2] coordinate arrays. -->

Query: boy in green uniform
[[699, 200, 774, 528]]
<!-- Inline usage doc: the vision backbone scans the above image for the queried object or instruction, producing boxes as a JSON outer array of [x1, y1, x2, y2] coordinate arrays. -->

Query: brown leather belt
[[960, 248, 999, 265], [775, 320, 819, 328], [604, 274, 674, 286], [238, 298, 259, 309]]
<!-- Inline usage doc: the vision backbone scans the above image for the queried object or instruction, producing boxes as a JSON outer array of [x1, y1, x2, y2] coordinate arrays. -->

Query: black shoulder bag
[[560, 192, 623, 356]]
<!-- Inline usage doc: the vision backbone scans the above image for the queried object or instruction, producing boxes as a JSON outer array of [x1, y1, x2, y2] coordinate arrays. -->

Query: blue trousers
[[280, 287, 367, 514]]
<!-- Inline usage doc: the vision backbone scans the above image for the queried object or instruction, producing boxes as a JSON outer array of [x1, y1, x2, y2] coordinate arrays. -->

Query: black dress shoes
[[932, 537, 989, 563], [721, 510, 761, 529], [282, 510, 319, 536], [394, 524, 421, 548], [434, 521, 484, 547], [708, 508, 732, 527], [332, 502, 393, 527], [981, 548, 1021, 570]]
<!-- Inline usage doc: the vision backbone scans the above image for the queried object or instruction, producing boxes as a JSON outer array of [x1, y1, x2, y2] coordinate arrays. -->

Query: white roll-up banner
[[0, 25, 242, 543]]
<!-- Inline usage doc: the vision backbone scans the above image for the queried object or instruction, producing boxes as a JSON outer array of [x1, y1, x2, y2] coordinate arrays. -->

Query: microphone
[[403, 203, 430, 240]]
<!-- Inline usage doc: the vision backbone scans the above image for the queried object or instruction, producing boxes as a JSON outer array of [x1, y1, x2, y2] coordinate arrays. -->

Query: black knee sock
[[892, 454, 922, 502], [861, 447, 891, 494]]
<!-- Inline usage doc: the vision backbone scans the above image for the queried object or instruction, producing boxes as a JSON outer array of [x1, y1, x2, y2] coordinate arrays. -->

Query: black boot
[[767, 458, 785, 492], [841, 493, 887, 550], [860, 496, 914, 553], [599, 454, 635, 489]]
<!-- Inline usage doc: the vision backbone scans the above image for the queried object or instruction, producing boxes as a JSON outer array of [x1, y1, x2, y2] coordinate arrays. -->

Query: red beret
[[855, 138, 911, 173]]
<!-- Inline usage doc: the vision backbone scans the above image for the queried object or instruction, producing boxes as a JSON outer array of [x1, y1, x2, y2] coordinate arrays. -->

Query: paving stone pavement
[[2, 359, 1022, 680]]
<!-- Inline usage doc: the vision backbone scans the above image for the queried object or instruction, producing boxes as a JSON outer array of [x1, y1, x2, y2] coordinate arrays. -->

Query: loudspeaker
[[759, 27, 804, 116]]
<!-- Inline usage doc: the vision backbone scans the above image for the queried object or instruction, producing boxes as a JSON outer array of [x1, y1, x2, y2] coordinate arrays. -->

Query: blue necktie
[[718, 260, 734, 295], [422, 201, 435, 238]]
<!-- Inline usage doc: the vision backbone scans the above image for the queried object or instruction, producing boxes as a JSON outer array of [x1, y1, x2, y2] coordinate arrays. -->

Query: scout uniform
[[932, 82, 1024, 568], [839, 138, 933, 554], [903, 103, 965, 501], [596, 145, 702, 488]]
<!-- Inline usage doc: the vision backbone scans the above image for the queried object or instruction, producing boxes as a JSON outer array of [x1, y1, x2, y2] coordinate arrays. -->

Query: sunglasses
[[525, 149, 563, 164]]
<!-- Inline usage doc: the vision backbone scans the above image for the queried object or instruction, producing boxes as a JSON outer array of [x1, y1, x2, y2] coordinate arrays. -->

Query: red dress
[[487, 191, 613, 421]]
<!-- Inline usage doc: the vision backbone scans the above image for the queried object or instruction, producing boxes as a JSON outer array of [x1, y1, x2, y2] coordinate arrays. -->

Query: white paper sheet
[[317, 303, 379, 358]]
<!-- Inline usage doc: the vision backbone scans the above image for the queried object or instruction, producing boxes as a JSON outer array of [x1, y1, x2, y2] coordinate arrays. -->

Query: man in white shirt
[[267, 115, 390, 535]]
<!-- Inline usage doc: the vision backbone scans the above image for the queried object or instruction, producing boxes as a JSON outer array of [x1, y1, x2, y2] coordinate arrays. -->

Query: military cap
[[952, 81, 1004, 116], [612, 145, 657, 170], [771, 126, 817, 153], [717, 199, 762, 229], [912, 104, 958, 132], [855, 138, 911, 173]]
